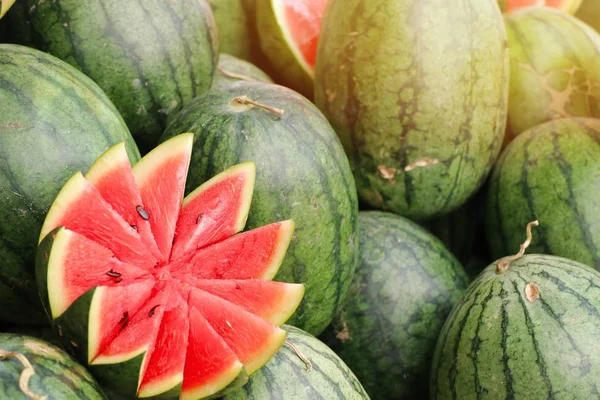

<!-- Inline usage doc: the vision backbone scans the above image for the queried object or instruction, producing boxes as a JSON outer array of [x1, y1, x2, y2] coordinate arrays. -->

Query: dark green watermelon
[[324, 211, 469, 399], [0, 333, 106, 399], [224, 325, 370, 399], [162, 81, 359, 336], [0, 44, 140, 325], [213, 54, 274, 88], [314, 0, 509, 220], [21, 0, 217, 151], [431, 252, 600, 399], [487, 118, 600, 270]]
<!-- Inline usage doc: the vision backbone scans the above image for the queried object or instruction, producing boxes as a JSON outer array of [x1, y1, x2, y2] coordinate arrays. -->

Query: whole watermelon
[[162, 82, 359, 336], [487, 118, 600, 270], [314, 0, 509, 220], [0, 44, 139, 325], [504, 7, 600, 143], [224, 325, 370, 399], [21, 0, 217, 151], [212, 54, 273, 88], [324, 211, 469, 399], [431, 252, 600, 399], [0, 333, 106, 399]]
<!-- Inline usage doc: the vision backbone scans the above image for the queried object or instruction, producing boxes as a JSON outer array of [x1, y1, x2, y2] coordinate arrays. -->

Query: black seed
[[106, 269, 122, 278], [136, 205, 150, 220], [235, 284, 242, 290], [196, 213, 204, 224], [130, 224, 138, 232], [119, 312, 129, 330], [115, 277, 123, 283], [148, 305, 160, 317]]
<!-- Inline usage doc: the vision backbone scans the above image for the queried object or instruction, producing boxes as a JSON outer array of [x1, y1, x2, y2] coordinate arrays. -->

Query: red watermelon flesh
[[37, 133, 305, 399], [283, 0, 328, 68]]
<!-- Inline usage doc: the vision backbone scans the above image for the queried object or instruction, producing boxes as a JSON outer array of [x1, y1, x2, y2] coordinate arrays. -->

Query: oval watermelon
[[23, 0, 218, 151], [162, 81, 359, 336], [504, 7, 600, 143], [314, 0, 509, 221], [213, 54, 274, 89], [0, 333, 106, 399], [0, 44, 139, 326], [487, 118, 600, 270], [224, 325, 370, 399], [324, 211, 469, 399], [431, 251, 600, 399]]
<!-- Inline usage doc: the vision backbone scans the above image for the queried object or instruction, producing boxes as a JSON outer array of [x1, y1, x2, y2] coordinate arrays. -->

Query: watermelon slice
[[36, 134, 304, 400], [498, 0, 582, 13]]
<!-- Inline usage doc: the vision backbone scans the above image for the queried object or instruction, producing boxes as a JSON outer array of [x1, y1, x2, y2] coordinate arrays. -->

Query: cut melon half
[[36, 133, 304, 400]]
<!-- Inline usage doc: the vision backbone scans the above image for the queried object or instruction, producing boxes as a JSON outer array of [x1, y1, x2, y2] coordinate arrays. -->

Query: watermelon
[[504, 7, 600, 143], [162, 81, 359, 336], [0, 44, 139, 325], [213, 54, 274, 89], [487, 118, 600, 271], [315, 0, 509, 221], [21, 0, 218, 151], [255, 0, 328, 98], [224, 325, 370, 399], [576, 0, 600, 33], [35, 134, 305, 399], [208, 0, 254, 61], [0, 0, 15, 18], [0, 333, 106, 399], [498, 0, 583, 13], [431, 223, 600, 399], [324, 211, 469, 399]]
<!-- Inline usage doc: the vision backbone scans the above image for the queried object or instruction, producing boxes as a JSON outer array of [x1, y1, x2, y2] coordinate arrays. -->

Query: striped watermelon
[[162, 81, 359, 336], [315, 0, 509, 220], [487, 118, 600, 270], [224, 325, 370, 399], [0, 44, 139, 326], [504, 7, 600, 143]]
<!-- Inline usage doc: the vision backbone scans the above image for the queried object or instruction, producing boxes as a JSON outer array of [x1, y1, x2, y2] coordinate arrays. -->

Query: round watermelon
[[0, 333, 106, 399], [212, 54, 274, 89], [325, 211, 469, 399], [162, 81, 359, 336], [487, 118, 600, 270], [21, 0, 218, 151], [224, 325, 370, 399], [314, 0, 509, 220], [0, 44, 139, 326]]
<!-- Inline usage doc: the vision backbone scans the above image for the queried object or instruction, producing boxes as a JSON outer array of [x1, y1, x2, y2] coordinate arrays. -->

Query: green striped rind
[[314, 0, 509, 221], [27, 0, 218, 151], [212, 54, 274, 89], [224, 325, 370, 400], [0, 333, 107, 400], [430, 254, 600, 399], [324, 211, 469, 399], [504, 7, 600, 141], [487, 118, 600, 270], [162, 82, 359, 336], [208, 0, 253, 60], [0, 44, 139, 325], [576, 0, 600, 33]]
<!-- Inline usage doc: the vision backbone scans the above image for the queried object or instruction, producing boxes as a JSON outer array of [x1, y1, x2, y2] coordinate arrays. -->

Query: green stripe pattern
[[224, 325, 370, 400], [505, 7, 600, 139], [314, 0, 509, 220], [162, 81, 359, 336], [487, 118, 600, 270], [0, 44, 139, 325], [27, 0, 218, 151], [431, 254, 600, 399], [325, 211, 469, 399], [0, 333, 106, 400]]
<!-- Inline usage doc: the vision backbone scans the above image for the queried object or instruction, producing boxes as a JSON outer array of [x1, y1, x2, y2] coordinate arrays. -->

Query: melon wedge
[[36, 133, 304, 400]]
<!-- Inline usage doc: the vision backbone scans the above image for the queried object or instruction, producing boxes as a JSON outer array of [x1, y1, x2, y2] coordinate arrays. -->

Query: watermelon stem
[[218, 66, 261, 83], [231, 96, 285, 116], [284, 340, 312, 371], [0, 349, 47, 400], [495, 220, 539, 274]]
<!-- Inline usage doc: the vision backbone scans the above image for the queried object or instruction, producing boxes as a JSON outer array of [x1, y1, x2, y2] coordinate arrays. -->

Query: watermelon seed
[[0, 349, 46, 400], [136, 205, 150, 220], [196, 213, 204, 224], [235, 283, 241, 290], [119, 312, 129, 330], [106, 269, 122, 278], [284, 340, 312, 371], [148, 305, 160, 317], [70, 341, 79, 348], [130, 224, 138, 232], [496, 220, 539, 274]]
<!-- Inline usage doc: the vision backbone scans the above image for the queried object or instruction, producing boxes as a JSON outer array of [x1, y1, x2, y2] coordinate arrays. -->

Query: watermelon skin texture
[[487, 118, 600, 270], [504, 8, 600, 142], [212, 54, 274, 89], [431, 254, 600, 399], [224, 325, 369, 399], [314, 0, 509, 221], [162, 82, 359, 336], [0, 333, 107, 399], [23, 0, 218, 151], [0, 44, 140, 325], [324, 211, 469, 399], [208, 0, 254, 61]]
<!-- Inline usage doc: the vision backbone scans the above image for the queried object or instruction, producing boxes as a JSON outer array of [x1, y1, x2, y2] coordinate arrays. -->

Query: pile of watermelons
[[1, 0, 600, 398]]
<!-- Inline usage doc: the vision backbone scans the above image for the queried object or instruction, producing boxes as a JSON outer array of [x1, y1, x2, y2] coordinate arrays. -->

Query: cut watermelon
[[36, 134, 304, 400], [499, 0, 582, 13]]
